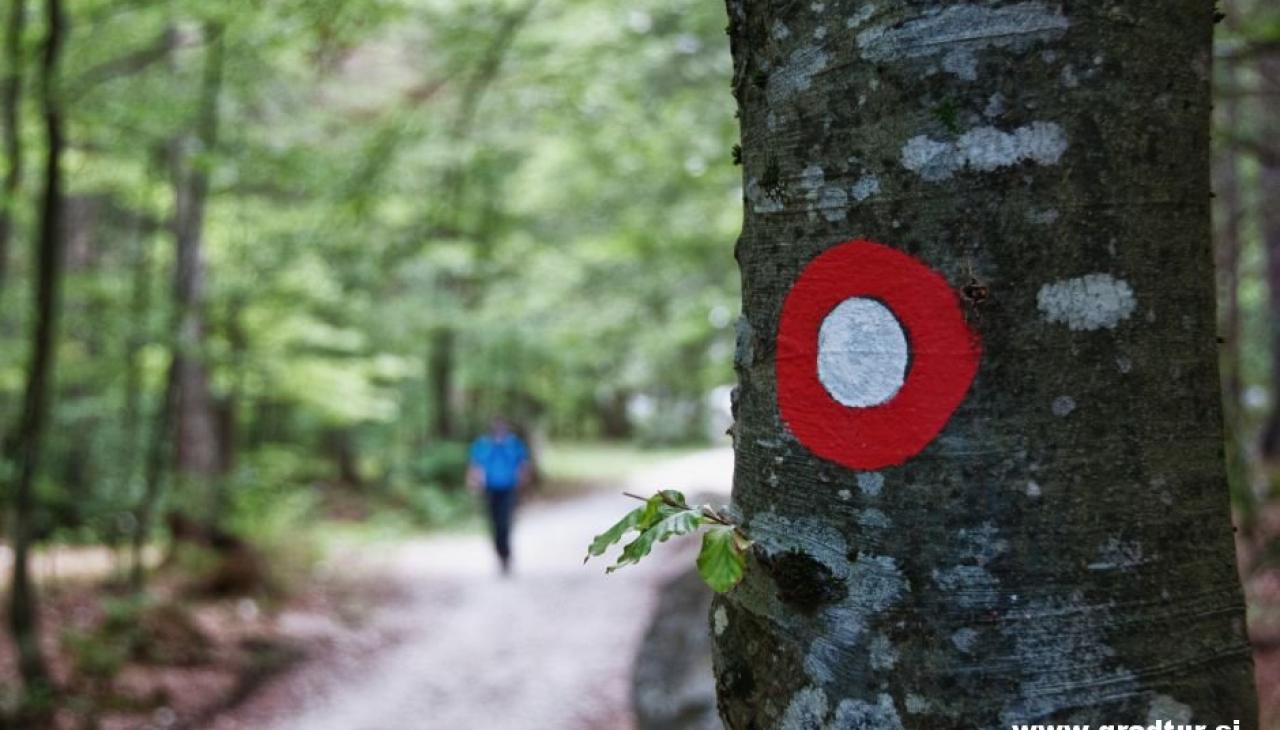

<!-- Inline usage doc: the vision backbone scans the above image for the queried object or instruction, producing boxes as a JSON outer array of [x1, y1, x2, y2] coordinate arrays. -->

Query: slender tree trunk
[[0, 0, 24, 294], [168, 25, 223, 480], [131, 364, 175, 592], [121, 227, 153, 495], [6, 0, 64, 695], [1258, 57, 1280, 463], [428, 327, 457, 440], [1215, 63, 1243, 430], [713, 3, 1255, 727]]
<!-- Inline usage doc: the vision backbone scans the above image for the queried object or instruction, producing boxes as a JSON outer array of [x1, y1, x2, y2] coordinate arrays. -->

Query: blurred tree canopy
[[0, 0, 741, 548]]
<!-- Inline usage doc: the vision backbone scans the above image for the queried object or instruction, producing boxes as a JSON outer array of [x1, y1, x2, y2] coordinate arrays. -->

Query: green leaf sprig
[[585, 489, 751, 593]]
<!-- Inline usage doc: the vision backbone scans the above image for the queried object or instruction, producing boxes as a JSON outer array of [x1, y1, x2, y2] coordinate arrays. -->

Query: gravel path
[[204, 448, 733, 730]]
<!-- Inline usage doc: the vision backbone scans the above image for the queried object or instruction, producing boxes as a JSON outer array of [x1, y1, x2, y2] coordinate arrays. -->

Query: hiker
[[466, 418, 531, 574]]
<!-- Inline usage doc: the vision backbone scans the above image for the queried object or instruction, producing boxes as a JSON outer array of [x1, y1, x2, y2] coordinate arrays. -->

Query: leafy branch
[[584, 489, 752, 593]]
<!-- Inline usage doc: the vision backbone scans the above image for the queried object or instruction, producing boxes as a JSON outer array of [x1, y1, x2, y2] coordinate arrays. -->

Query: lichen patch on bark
[[901, 122, 1068, 181], [1037, 273, 1137, 331], [855, 2, 1068, 80]]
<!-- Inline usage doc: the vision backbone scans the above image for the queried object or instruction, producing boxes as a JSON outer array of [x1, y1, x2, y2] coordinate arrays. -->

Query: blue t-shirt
[[469, 435, 529, 491]]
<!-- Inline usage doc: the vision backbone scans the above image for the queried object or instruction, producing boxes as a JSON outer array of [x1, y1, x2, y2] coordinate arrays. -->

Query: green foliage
[[696, 525, 748, 593], [586, 489, 750, 593], [411, 441, 469, 487], [0, 0, 742, 552]]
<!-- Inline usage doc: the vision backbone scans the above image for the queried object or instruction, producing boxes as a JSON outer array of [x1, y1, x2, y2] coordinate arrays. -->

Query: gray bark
[[713, 2, 1256, 728], [169, 25, 224, 478]]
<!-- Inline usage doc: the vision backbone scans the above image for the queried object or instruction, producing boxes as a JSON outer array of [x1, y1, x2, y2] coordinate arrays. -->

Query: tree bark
[[713, 2, 1255, 728], [168, 25, 224, 479], [1257, 56, 1280, 463], [1214, 64, 1243, 446], [5, 0, 64, 695], [0, 0, 25, 294]]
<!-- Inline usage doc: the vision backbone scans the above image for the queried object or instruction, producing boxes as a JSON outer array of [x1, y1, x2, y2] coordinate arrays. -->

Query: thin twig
[[621, 490, 735, 527]]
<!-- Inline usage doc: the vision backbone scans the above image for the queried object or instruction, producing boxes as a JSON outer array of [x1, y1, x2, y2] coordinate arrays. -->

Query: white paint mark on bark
[[1147, 695, 1193, 724], [837, 488, 852, 501], [817, 298, 909, 408], [767, 45, 830, 106], [1037, 273, 1137, 331], [951, 627, 979, 653], [857, 472, 884, 496], [856, 2, 1068, 79], [1026, 480, 1042, 498], [850, 174, 881, 201], [1051, 395, 1076, 417], [713, 606, 728, 636], [834, 694, 903, 730], [901, 122, 1067, 181], [781, 686, 829, 730]]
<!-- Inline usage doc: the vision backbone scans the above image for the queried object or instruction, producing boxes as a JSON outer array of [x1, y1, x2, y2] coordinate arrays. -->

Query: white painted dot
[[818, 298, 909, 408]]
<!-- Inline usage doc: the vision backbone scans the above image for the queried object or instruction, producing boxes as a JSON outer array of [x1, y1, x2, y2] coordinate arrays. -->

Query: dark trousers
[[485, 489, 518, 562]]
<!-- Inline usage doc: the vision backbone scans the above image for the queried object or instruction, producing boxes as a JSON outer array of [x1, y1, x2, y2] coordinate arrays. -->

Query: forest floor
[[197, 447, 734, 730]]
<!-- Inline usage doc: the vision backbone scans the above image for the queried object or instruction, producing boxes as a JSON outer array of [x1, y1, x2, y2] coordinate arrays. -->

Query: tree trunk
[[428, 326, 457, 440], [0, 0, 24, 295], [168, 25, 224, 479], [131, 364, 176, 593], [1215, 69, 1242, 425], [713, 3, 1255, 728], [5, 0, 64, 695], [1257, 56, 1280, 463]]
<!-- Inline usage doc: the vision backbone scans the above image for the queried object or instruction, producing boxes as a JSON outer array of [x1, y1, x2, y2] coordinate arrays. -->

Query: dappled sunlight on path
[[205, 448, 733, 730]]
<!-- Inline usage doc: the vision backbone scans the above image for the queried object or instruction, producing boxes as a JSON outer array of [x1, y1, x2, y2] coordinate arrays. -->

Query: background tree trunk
[[0, 0, 24, 295], [713, 2, 1256, 727], [1215, 65, 1243, 434], [1257, 56, 1280, 463], [5, 0, 65, 695], [168, 25, 224, 479], [428, 326, 457, 440]]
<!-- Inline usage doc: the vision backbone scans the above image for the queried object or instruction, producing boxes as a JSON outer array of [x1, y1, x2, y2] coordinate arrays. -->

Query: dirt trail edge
[[204, 448, 733, 730]]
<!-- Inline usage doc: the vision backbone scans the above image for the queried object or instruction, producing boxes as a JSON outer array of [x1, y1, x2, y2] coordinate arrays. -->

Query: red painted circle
[[776, 239, 980, 470]]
